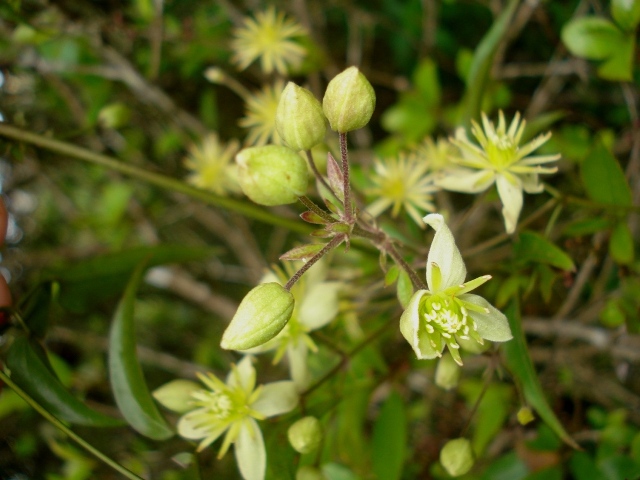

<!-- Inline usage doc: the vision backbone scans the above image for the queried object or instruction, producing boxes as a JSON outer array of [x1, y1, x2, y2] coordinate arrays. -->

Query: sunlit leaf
[[372, 391, 406, 480], [581, 143, 632, 206], [609, 222, 634, 264], [562, 17, 624, 60]]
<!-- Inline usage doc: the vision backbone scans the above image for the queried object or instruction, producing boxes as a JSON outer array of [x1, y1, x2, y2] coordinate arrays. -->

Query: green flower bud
[[517, 406, 535, 425], [276, 82, 327, 151], [435, 353, 461, 391], [152, 379, 201, 414], [236, 145, 308, 206], [322, 66, 375, 133], [440, 438, 474, 477], [296, 466, 327, 480], [288, 416, 323, 454], [98, 103, 131, 129], [221, 283, 294, 350]]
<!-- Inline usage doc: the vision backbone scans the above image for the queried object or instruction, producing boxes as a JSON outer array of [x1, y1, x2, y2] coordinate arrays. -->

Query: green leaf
[[396, 270, 414, 309], [609, 222, 634, 264], [561, 17, 624, 60], [563, 217, 611, 237], [5, 336, 124, 427], [279, 243, 326, 261], [17, 281, 57, 338], [384, 265, 400, 287], [581, 143, 632, 206], [611, 0, 640, 32], [503, 300, 579, 449], [514, 231, 575, 271], [45, 245, 215, 313], [108, 262, 173, 440], [461, 0, 519, 125], [596, 33, 635, 81], [372, 391, 406, 480]]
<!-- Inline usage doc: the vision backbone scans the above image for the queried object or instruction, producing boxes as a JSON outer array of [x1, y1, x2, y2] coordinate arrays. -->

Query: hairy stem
[[339, 133, 354, 223], [284, 234, 346, 291], [305, 149, 336, 199]]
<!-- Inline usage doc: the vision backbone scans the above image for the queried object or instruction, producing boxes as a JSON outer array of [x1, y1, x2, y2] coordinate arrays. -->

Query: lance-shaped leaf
[[6, 335, 124, 427], [326, 152, 345, 203], [513, 231, 575, 271], [108, 262, 173, 440], [300, 210, 332, 225], [280, 243, 326, 261], [503, 300, 579, 449]]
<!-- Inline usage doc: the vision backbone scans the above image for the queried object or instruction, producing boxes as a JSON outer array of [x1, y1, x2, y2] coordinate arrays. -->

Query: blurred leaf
[[6, 336, 124, 427], [45, 245, 215, 313], [536, 264, 555, 304], [503, 300, 580, 449], [600, 299, 627, 328], [396, 270, 414, 309], [372, 391, 406, 480], [595, 33, 634, 81], [461, 0, 519, 124], [562, 17, 624, 60], [599, 455, 640, 480], [581, 143, 632, 206], [17, 281, 57, 338], [322, 463, 360, 480], [611, 0, 640, 32], [514, 231, 575, 271], [563, 217, 611, 237], [480, 451, 528, 480], [569, 451, 608, 480], [384, 265, 400, 286], [609, 222, 634, 264], [108, 262, 173, 440]]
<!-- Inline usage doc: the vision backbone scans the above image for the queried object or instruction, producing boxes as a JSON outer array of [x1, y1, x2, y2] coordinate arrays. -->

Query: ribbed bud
[[435, 353, 461, 391], [236, 145, 308, 206], [322, 66, 375, 133], [276, 82, 327, 151], [288, 416, 323, 454], [221, 283, 294, 350], [296, 466, 327, 480], [440, 438, 474, 477]]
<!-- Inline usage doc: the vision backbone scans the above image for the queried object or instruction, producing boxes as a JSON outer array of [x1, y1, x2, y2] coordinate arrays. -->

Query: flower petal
[[251, 381, 298, 417], [435, 168, 495, 193], [399, 289, 443, 359], [152, 379, 201, 413], [227, 356, 257, 394], [299, 281, 340, 330], [287, 341, 311, 390], [235, 418, 266, 480], [461, 294, 512, 342], [177, 408, 228, 442], [424, 214, 466, 290], [496, 174, 523, 234]]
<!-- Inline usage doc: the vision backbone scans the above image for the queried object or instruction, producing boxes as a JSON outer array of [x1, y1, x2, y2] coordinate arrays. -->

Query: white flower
[[153, 357, 298, 480], [437, 111, 560, 233], [399, 214, 512, 365], [239, 261, 340, 390]]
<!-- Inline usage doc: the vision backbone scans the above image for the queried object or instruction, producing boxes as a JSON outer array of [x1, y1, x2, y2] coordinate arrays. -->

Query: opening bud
[[276, 82, 327, 151], [322, 66, 375, 133], [236, 145, 308, 206], [288, 416, 323, 454], [440, 438, 474, 477], [221, 282, 294, 350], [435, 353, 461, 391]]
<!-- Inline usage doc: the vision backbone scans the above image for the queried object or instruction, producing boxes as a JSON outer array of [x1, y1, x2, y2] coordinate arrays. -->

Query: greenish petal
[[235, 418, 266, 480], [152, 379, 201, 414], [251, 380, 298, 417], [227, 356, 257, 395], [399, 290, 429, 354], [461, 294, 513, 342], [424, 214, 467, 290]]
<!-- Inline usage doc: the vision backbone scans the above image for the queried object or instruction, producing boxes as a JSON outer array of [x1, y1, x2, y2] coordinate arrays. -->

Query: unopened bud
[[435, 353, 461, 391], [322, 66, 375, 133], [440, 438, 474, 477], [221, 283, 294, 350], [276, 82, 327, 151], [236, 145, 308, 206], [517, 406, 535, 425], [288, 416, 323, 454]]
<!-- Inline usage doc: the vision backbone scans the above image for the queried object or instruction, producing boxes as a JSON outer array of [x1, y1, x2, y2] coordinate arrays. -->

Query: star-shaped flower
[[183, 133, 240, 195], [239, 80, 285, 146], [231, 7, 307, 75], [153, 357, 298, 480], [437, 111, 560, 233], [399, 214, 512, 365]]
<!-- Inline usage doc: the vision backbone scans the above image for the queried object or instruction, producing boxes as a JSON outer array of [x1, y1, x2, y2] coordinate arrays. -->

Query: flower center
[[485, 134, 518, 169], [205, 391, 235, 420], [422, 293, 475, 340]]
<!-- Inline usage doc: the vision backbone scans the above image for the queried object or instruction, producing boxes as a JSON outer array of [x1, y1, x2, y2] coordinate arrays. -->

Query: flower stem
[[0, 124, 309, 233], [339, 133, 354, 223], [0, 370, 144, 480], [386, 243, 428, 290], [305, 149, 336, 200], [284, 234, 345, 291]]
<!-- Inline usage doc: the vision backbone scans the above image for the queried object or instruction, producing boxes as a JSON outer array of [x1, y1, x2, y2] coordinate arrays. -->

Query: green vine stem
[[0, 369, 144, 480], [0, 124, 309, 233]]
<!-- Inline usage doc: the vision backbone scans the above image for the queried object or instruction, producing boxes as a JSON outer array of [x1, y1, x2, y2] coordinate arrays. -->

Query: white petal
[[177, 409, 228, 441], [521, 173, 544, 194], [399, 290, 431, 357], [424, 214, 466, 291], [461, 294, 513, 342], [496, 175, 523, 234], [235, 418, 266, 480], [436, 169, 495, 193], [287, 341, 311, 390], [299, 281, 340, 330], [227, 356, 256, 394], [252, 381, 298, 418], [152, 379, 201, 413]]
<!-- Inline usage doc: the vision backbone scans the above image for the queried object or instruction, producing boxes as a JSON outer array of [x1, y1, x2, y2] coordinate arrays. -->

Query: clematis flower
[[183, 133, 240, 195], [238, 261, 340, 390], [239, 80, 285, 146], [436, 111, 560, 233], [399, 214, 512, 365], [153, 356, 298, 480]]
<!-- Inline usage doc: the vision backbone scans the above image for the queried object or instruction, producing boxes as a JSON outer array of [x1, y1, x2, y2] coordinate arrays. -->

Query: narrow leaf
[[514, 231, 575, 271], [609, 222, 634, 264], [6, 336, 124, 427], [326, 152, 345, 203], [372, 391, 406, 480], [108, 262, 173, 440], [581, 143, 632, 206], [280, 243, 326, 261], [397, 270, 414, 309], [503, 300, 580, 449], [300, 210, 331, 225], [384, 265, 400, 287]]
